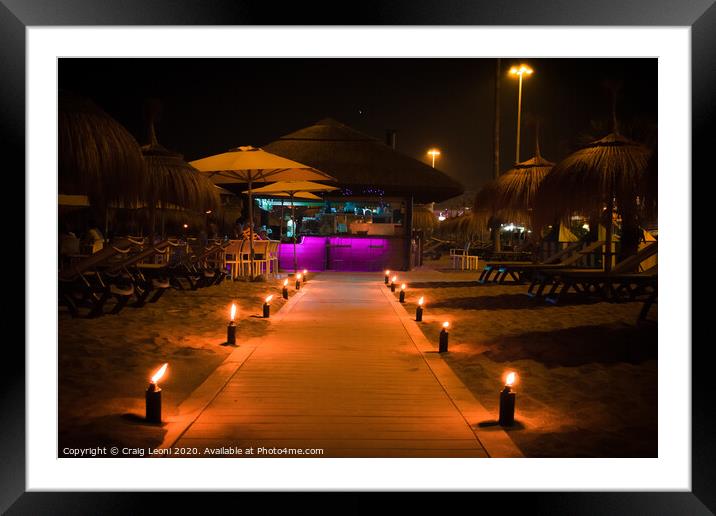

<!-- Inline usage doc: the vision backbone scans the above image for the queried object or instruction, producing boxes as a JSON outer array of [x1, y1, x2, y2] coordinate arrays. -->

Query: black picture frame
[[4, 1, 711, 513]]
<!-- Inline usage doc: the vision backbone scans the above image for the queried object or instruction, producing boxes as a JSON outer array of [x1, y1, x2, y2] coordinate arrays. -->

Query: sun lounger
[[58, 238, 143, 317], [102, 240, 176, 307], [481, 240, 603, 284], [539, 243, 658, 304]]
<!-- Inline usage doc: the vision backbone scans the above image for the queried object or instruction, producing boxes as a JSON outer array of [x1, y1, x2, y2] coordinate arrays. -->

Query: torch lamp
[[390, 275, 397, 292], [263, 294, 274, 318], [146, 363, 168, 424], [295, 273, 302, 290], [499, 372, 518, 427], [399, 283, 406, 303], [227, 303, 237, 345], [416, 296, 424, 321], [384, 269, 390, 285], [302, 269, 308, 282], [439, 321, 450, 353], [282, 279, 289, 299]]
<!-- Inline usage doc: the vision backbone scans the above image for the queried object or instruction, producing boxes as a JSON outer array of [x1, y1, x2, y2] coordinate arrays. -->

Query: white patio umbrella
[[244, 180, 339, 272], [190, 146, 336, 278]]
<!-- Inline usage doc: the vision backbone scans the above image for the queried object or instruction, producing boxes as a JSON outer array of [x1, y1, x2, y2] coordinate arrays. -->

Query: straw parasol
[[244, 181, 339, 272], [190, 146, 336, 278], [475, 137, 554, 227], [59, 91, 146, 210], [534, 130, 651, 270], [141, 121, 220, 236], [412, 205, 438, 234]]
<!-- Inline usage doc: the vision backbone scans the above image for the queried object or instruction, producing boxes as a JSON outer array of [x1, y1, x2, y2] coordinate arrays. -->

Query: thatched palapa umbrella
[[534, 126, 651, 271], [59, 92, 146, 212], [141, 121, 220, 236]]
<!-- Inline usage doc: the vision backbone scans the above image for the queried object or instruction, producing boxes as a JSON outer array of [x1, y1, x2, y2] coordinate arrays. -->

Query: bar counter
[[278, 235, 407, 272]]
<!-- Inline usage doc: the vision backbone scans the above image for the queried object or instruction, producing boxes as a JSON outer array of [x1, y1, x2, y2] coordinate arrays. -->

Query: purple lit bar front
[[278, 236, 405, 272]]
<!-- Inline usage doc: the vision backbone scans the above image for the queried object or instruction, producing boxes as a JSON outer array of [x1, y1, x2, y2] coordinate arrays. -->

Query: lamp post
[[509, 64, 533, 164], [427, 148, 441, 168]]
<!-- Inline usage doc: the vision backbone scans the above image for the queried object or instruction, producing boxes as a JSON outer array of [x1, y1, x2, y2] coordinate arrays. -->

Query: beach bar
[[264, 118, 464, 271]]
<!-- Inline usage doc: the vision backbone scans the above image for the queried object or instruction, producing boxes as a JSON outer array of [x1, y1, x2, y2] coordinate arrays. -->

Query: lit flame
[[297, 273, 302, 280], [392, 275, 397, 282], [151, 363, 168, 385], [230, 303, 237, 321], [442, 321, 450, 329], [418, 296, 424, 306], [183, 224, 188, 229], [385, 270, 390, 275], [283, 279, 288, 287], [401, 283, 406, 290], [505, 372, 517, 387], [265, 294, 274, 304], [303, 269, 308, 274]]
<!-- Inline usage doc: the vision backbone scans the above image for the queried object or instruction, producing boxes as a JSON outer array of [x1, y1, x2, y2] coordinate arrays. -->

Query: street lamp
[[427, 148, 441, 168], [509, 64, 534, 163]]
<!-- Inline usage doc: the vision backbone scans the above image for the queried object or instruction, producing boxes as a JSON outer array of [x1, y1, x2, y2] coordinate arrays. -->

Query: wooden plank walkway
[[169, 273, 491, 457]]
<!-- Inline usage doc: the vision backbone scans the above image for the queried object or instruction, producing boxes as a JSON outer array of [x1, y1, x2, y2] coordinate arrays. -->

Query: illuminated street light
[[509, 64, 534, 163], [427, 148, 441, 168]]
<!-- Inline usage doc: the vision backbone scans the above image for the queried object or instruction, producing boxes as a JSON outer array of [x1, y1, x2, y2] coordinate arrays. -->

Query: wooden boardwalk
[[169, 274, 492, 457]]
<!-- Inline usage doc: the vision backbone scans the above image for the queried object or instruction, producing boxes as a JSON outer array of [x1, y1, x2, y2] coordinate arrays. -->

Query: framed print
[[4, 0, 712, 513]]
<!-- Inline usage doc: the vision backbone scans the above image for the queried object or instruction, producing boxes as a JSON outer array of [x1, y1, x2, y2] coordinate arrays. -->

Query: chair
[[250, 240, 271, 278], [450, 243, 480, 271], [223, 240, 242, 280]]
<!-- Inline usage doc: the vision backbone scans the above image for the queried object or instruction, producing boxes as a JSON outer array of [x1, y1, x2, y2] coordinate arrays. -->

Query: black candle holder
[[145, 383, 162, 423], [499, 385, 516, 426], [282, 286, 289, 299], [390, 282, 396, 292], [416, 306, 423, 321], [227, 321, 236, 345], [295, 279, 301, 290], [399, 290, 405, 303], [263, 303, 270, 318], [439, 327, 449, 353]]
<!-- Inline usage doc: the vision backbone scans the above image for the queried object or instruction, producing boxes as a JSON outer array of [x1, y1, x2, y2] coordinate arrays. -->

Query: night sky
[[59, 58, 657, 193]]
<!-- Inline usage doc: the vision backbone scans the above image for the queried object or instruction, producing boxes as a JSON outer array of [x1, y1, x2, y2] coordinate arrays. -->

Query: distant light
[[438, 215, 446, 222], [582, 223, 590, 231], [205, 210, 212, 214], [427, 149, 441, 157], [183, 224, 188, 229], [509, 64, 534, 77]]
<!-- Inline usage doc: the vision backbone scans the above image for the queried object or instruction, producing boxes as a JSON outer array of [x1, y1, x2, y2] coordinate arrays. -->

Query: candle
[[416, 296, 424, 321], [439, 321, 450, 353], [390, 275, 397, 292], [399, 283, 406, 303], [499, 372, 517, 427], [282, 279, 289, 299], [145, 363, 168, 424], [384, 269, 390, 285], [295, 273, 302, 290], [263, 294, 274, 318], [227, 303, 237, 345], [302, 269, 308, 282]]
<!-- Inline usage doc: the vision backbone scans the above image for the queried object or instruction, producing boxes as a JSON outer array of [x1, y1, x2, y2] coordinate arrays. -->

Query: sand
[[392, 257, 658, 457], [58, 276, 291, 455]]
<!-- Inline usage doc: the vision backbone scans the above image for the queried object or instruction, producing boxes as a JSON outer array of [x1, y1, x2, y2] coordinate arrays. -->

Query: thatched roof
[[59, 91, 146, 208], [263, 118, 464, 202], [474, 149, 554, 227], [534, 132, 651, 229], [141, 123, 220, 213], [413, 205, 438, 232]]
